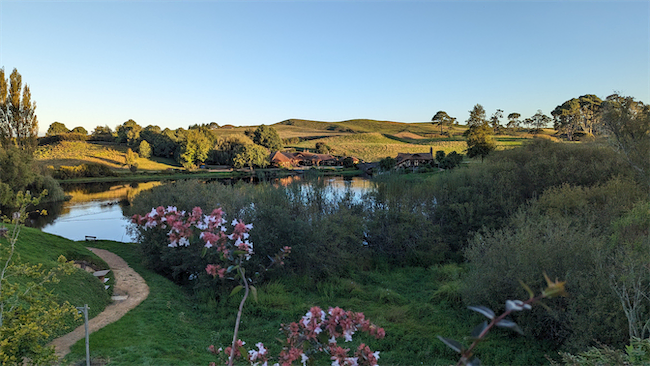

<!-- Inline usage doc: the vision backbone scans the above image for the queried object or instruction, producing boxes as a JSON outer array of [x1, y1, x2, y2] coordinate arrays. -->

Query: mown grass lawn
[[64, 241, 554, 366]]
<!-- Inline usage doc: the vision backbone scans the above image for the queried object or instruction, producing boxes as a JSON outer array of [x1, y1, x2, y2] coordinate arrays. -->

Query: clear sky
[[1, 0, 648, 135]]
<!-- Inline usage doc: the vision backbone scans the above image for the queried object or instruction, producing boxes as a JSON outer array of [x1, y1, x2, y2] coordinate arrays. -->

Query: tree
[[125, 148, 138, 171], [179, 128, 212, 168], [315, 142, 330, 154], [70, 126, 88, 135], [252, 125, 282, 152], [91, 125, 114, 141], [232, 144, 269, 170], [552, 94, 603, 140], [489, 109, 504, 133], [379, 156, 396, 171], [506, 112, 521, 130], [46, 122, 69, 136], [466, 124, 496, 162], [139, 140, 152, 159], [599, 94, 650, 188], [465, 104, 487, 128], [527, 110, 551, 133], [116, 119, 142, 146], [431, 111, 456, 135], [0, 68, 38, 150]]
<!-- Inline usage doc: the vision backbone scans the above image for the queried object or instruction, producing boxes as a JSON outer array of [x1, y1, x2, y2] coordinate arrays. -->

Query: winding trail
[[49, 248, 150, 360]]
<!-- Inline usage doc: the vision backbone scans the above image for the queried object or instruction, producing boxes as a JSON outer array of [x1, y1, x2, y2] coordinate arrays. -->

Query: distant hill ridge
[[275, 118, 433, 134]]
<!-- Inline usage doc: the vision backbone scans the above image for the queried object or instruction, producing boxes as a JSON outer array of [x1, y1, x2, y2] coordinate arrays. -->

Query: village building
[[269, 151, 339, 168], [394, 148, 434, 169]]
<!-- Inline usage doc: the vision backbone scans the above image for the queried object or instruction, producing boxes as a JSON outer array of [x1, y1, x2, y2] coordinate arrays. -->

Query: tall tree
[[466, 124, 496, 162], [527, 110, 552, 133], [252, 125, 282, 151], [506, 112, 521, 130], [466, 104, 487, 128], [552, 94, 602, 140], [46, 122, 69, 136], [116, 119, 142, 146], [599, 94, 650, 188], [431, 111, 456, 135], [232, 144, 269, 170], [489, 109, 504, 133], [0, 68, 38, 150]]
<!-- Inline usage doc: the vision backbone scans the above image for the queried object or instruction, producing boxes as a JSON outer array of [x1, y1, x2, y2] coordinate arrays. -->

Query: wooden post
[[76, 304, 90, 366]]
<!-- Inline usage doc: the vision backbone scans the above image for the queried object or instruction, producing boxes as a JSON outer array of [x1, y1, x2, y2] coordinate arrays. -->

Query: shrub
[[463, 178, 645, 351], [51, 163, 116, 179]]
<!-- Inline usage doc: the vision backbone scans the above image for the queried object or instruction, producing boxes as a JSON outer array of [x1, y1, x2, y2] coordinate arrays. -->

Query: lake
[[35, 177, 372, 243]]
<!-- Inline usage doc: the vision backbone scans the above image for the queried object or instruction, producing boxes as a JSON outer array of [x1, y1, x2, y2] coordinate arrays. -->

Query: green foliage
[[90, 125, 114, 142], [466, 104, 487, 128], [0, 146, 36, 206], [251, 125, 282, 152], [466, 123, 496, 161], [432, 111, 456, 134], [0, 192, 100, 365], [125, 148, 138, 171], [179, 128, 212, 168], [51, 163, 116, 180], [378, 156, 396, 171], [558, 337, 650, 366], [232, 144, 269, 169], [38, 132, 89, 145], [46, 122, 69, 136], [315, 141, 330, 154], [138, 139, 151, 159], [463, 178, 646, 351], [429, 139, 634, 252], [599, 94, 650, 189], [70, 126, 87, 135], [0, 68, 38, 151], [115, 119, 142, 146]]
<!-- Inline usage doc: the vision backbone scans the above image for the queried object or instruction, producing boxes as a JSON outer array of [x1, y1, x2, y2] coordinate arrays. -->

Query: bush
[[429, 139, 635, 252], [38, 133, 88, 146], [51, 163, 116, 180], [463, 177, 645, 351]]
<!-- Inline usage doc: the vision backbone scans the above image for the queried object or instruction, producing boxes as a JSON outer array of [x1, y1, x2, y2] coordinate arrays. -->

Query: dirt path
[[49, 248, 150, 360]]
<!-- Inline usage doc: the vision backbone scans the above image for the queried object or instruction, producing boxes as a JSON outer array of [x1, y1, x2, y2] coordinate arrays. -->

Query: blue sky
[[1, 1, 648, 135]]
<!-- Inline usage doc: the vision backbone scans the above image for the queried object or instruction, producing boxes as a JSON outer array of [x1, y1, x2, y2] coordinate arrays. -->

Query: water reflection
[[33, 177, 371, 243], [37, 181, 163, 243]]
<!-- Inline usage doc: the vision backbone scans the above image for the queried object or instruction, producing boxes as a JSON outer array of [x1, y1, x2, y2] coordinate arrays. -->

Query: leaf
[[467, 356, 482, 366], [468, 305, 495, 319], [436, 336, 464, 353], [229, 285, 243, 297], [496, 318, 524, 335], [519, 280, 534, 299], [471, 321, 489, 339], [233, 250, 248, 256], [250, 285, 258, 303], [201, 247, 207, 258]]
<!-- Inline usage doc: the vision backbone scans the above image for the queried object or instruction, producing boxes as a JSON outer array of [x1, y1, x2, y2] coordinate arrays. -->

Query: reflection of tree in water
[[23, 200, 66, 229]]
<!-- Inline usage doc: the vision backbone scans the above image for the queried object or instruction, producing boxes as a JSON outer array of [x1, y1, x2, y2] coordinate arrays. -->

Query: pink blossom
[[206, 264, 226, 279]]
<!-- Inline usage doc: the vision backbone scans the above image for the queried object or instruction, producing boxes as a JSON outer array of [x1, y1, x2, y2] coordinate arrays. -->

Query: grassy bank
[[1, 226, 112, 338], [64, 241, 553, 366]]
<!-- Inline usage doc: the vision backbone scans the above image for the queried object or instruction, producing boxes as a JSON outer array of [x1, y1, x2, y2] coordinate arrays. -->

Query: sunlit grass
[[63, 241, 553, 366], [35, 141, 178, 171]]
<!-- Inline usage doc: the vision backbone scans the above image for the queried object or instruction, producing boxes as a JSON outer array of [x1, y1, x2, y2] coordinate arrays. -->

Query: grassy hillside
[[34, 141, 179, 171], [1, 226, 112, 338]]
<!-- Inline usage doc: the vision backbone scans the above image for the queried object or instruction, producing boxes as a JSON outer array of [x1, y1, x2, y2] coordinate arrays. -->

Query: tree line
[[45, 120, 284, 170]]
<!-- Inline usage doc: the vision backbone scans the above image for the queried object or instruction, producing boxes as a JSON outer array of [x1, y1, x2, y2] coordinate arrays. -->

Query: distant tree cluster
[[44, 119, 284, 170]]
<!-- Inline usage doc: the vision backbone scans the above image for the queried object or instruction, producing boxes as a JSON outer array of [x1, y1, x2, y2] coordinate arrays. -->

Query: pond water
[[33, 177, 372, 243]]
